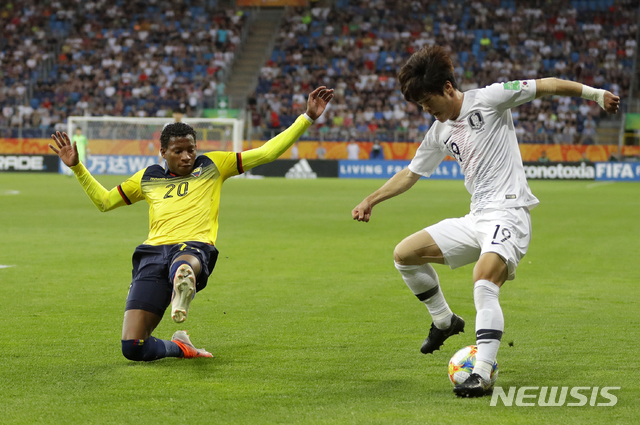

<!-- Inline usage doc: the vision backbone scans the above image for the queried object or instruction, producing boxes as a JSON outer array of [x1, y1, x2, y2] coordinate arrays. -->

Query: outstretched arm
[[240, 86, 334, 171], [535, 78, 620, 114], [49, 131, 132, 212], [352, 167, 421, 222]]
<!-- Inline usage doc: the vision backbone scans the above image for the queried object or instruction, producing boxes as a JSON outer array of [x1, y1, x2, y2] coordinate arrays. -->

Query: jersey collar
[[163, 156, 202, 177], [454, 92, 470, 121], [163, 162, 179, 177]]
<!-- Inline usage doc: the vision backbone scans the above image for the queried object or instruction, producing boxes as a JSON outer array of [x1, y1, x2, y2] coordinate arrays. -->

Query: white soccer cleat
[[171, 264, 195, 323], [171, 330, 213, 358]]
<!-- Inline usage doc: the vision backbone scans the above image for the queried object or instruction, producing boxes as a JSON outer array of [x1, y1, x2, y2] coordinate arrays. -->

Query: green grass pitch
[[1, 174, 638, 424]]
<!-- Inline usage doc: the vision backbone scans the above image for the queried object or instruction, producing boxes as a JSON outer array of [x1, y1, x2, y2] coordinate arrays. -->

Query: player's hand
[[603, 91, 620, 114], [305, 86, 334, 121], [352, 199, 373, 222], [49, 131, 79, 167]]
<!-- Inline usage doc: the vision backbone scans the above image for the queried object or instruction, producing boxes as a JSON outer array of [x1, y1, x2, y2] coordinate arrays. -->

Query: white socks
[[472, 279, 504, 381], [394, 262, 453, 329], [395, 263, 505, 382]]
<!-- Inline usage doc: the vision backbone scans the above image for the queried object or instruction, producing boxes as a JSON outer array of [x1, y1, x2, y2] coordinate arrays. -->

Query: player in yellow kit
[[50, 86, 334, 361]]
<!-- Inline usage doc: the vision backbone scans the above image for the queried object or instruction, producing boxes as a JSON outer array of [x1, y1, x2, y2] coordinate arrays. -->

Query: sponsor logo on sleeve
[[503, 81, 521, 91]]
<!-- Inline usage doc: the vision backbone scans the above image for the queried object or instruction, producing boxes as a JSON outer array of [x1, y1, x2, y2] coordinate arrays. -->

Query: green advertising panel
[[625, 113, 640, 130], [203, 109, 240, 118]]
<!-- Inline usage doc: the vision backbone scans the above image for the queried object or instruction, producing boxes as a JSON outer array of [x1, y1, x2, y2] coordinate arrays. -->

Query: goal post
[[67, 115, 245, 155]]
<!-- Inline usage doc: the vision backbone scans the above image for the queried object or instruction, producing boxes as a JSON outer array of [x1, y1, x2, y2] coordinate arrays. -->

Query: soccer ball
[[448, 345, 498, 385]]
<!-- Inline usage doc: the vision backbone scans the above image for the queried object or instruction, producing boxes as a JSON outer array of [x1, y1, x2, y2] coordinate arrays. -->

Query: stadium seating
[[0, 0, 636, 146], [0, 0, 247, 132], [251, 0, 637, 143]]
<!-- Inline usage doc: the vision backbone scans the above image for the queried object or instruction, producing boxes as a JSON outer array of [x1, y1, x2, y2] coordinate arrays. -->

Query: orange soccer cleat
[[171, 330, 213, 358]]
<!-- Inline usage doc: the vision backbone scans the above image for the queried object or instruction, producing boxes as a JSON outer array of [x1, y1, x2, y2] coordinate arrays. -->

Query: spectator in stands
[[173, 103, 187, 123], [316, 142, 327, 159], [253, 0, 635, 144], [250, 106, 263, 139], [1, 1, 247, 133], [347, 139, 360, 160], [269, 109, 281, 129], [538, 150, 550, 162], [1, 0, 636, 145], [582, 118, 596, 144], [370, 141, 384, 160]]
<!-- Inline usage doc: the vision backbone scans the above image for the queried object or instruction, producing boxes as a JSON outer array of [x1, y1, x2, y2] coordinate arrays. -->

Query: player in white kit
[[352, 45, 620, 397]]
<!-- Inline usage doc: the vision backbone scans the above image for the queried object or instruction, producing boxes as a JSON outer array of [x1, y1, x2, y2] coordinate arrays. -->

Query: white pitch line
[[0, 265, 15, 269], [586, 182, 615, 189], [1, 190, 20, 195]]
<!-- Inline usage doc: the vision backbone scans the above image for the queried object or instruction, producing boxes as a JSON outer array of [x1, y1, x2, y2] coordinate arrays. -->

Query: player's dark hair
[[398, 45, 458, 103], [160, 122, 197, 149]]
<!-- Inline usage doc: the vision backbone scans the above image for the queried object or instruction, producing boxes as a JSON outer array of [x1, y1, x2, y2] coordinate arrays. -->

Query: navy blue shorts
[[125, 241, 219, 317]]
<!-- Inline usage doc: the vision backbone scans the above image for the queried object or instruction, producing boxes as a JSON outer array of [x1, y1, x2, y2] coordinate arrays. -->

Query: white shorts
[[425, 207, 532, 281]]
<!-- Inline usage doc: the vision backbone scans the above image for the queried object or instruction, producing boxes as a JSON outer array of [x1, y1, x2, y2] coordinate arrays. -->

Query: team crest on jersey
[[191, 167, 202, 177], [468, 111, 485, 131]]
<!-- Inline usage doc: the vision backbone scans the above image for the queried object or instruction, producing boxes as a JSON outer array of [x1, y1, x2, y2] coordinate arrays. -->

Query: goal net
[[67, 116, 245, 157]]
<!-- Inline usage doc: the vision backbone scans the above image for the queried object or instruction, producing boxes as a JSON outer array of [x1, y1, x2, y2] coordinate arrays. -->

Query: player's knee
[[172, 255, 201, 277], [393, 244, 410, 265], [394, 242, 425, 265], [121, 340, 145, 362]]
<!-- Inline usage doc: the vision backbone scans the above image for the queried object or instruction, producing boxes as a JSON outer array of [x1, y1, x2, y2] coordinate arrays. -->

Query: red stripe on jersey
[[117, 185, 132, 205], [236, 152, 244, 174]]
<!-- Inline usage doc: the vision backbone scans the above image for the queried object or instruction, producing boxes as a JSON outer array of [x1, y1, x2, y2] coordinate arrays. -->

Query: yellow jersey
[[70, 114, 312, 246]]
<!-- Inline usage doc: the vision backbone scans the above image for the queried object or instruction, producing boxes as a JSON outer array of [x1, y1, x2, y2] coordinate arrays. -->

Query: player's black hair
[[398, 45, 459, 103], [160, 122, 197, 149]]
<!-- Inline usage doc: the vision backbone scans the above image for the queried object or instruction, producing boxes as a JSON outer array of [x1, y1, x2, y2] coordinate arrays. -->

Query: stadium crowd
[[0, 0, 637, 145], [253, 0, 637, 143], [0, 0, 246, 137]]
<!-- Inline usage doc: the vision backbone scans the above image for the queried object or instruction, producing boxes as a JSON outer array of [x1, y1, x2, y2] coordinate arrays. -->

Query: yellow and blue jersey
[[70, 114, 313, 246], [118, 151, 241, 245]]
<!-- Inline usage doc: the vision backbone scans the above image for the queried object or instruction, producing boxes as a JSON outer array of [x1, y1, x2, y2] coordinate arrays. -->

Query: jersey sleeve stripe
[[236, 152, 244, 174], [117, 185, 132, 205]]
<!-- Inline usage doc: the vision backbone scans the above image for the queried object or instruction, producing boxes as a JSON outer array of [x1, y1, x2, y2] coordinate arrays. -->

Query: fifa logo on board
[[489, 386, 620, 407]]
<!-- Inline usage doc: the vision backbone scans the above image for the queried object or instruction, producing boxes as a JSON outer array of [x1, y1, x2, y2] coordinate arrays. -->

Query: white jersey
[[409, 80, 540, 212]]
